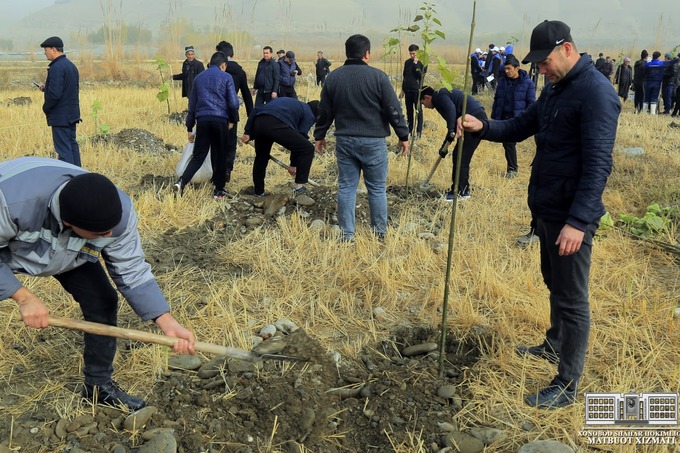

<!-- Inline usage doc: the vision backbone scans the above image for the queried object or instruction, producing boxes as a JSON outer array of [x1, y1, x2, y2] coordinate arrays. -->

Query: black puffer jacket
[[480, 54, 621, 229]]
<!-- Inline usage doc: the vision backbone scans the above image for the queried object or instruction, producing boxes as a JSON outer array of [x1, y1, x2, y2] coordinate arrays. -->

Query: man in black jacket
[[172, 46, 205, 100], [315, 51, 331, 86], [399, 44, 426, 138], [40, 36, 81, 166], [216, 41, 254, 182], [253, 46, 280, 105], [460, 20, 620, 409], [633, 50, 648, 113]]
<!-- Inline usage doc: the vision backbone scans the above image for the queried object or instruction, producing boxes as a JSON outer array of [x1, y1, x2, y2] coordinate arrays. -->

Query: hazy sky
[[0, 0, 678, 53]]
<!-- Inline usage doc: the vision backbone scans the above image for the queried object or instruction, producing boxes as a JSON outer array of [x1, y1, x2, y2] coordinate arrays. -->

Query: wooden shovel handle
[[46, 315, 260, 362]]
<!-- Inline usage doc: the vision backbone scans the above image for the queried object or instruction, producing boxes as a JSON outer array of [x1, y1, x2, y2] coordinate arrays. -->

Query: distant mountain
[[1, 0, 678, 56]]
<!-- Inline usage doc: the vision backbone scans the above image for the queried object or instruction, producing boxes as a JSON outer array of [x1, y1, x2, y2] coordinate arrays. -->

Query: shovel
[[269, 155, 321, 187], [419, 137, 453, 190], [36, 315, 307, 362]]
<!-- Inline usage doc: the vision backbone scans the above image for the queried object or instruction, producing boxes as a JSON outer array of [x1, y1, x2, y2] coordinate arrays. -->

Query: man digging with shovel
[[0, 157, 196, 411]]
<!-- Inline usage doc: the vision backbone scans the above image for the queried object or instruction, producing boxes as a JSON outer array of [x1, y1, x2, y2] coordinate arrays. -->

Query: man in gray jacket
[[0, 157, 195, 411], [314, 34, 409, 241]]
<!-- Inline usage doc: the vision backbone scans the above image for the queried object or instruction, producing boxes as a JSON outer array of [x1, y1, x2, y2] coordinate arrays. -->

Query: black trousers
[[450, 110, 487, 194], [633, 83, 644, 112], [181, 120, 229, 191], [278, 86, 298, 99], [501, 112, 517, 172], [251, 115, 314, 195], [403, 90, 423, 136], [53, 261, 119, 386], [255, 90, 274, 106], [536, 219, 596, 387], [226, 120, 238, 173], [316, 74, 326, 86]]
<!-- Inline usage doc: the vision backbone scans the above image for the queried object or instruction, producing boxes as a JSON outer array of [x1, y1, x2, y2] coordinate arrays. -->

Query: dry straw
[[0, 56, 678, 451]]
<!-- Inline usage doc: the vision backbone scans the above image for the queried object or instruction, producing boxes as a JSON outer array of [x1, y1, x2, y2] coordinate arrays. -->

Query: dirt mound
[[0, 328, 481, 452], [92, 128, 177, 154]]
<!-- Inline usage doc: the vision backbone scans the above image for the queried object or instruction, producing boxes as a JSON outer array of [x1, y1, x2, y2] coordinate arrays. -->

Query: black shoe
[[525, 379, 577, 409], [516, 343, 560, 364], [173, 179, 185, 198], [213, 189, 231, 200], [83, 380, 146, 411]]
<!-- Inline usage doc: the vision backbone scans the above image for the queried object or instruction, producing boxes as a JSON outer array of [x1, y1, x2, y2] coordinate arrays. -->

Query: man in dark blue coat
[[242, 97, 318, 201], [420, 86, 487, 201], [461, 20, 620, 409], [491, 54, 536, 178], [40, 36, 81, 166]]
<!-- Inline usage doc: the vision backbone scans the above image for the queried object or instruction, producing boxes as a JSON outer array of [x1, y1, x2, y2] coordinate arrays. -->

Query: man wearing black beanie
[[0, 157, 196, 411]]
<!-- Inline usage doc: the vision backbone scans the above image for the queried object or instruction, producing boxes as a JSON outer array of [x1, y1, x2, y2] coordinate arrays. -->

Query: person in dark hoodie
[[172, 46, 205, 101], [241, 98, 318, 203], [420, 85, 487, 201], [216, 41, 254, 183], [175, 52, 239, 199], [491, 54, 536, 178], [459, 20, 620, 409], [399, 44, 426, 138], [644, 51, 665, 115]]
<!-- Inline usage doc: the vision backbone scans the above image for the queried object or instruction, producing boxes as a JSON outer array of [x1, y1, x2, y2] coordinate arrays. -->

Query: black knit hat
[[59, 173, 122, 232]]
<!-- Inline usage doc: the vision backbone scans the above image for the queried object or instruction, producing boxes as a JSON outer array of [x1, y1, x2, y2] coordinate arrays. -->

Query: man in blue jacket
[[278, 51, 301, 99], [176, 52, 239, 199], [40, 36, 81, 166], [644, 51, 665, 115], [420, 86, 487, 201], [461, 20, 620, 409], [242, 97, 318, 203], [1, 158, 196, 411], [491, 54, 536, 179]]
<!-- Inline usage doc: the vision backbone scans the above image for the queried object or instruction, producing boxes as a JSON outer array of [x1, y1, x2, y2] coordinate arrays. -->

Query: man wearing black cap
[[40, 36, 81, 166], [0, 157, 196, 411], [278, 50, 301, 98], [460, 20, 620, 409], [172, 46, 205, 101]]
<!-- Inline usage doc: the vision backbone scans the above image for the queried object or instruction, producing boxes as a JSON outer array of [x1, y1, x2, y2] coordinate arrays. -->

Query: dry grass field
[[0, 57, 679, 452]]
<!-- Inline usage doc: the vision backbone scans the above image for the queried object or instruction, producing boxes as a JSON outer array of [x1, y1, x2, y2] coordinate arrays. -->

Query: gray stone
[[263, 194, 289, 216], [518, 440, 574, 453], [300, 408, 316, 430], [167, 355, 202, 371], [520, 420, 536, 432], [442, 431, 484, 453], [419, 232, 436, 240], [142, 428, 175, 441], [403, 342, 438, 356], [69, 448, 90, 453], [310, 219, 325, 230], [252, 336, 287, 355], [618, 147, 644, 156], [228, 358, 262, 373], [124, 406, 157, 431], [437, 422, 457, 432], [436, 385, 457, 399], [111, 445, 126, 453], [467, 427, 506, 445], [245, 217, 264, 227], [137, 431, 177, 453]]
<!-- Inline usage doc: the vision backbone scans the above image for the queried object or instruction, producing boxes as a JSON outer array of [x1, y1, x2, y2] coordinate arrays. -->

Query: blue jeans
[[335, 136, 388, 241], [644, 81, 661, 104], [536, 219, 597, 388]]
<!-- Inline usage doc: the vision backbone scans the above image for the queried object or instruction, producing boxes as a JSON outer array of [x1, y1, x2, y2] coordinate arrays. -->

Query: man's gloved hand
[[438, 135, 453, 158]]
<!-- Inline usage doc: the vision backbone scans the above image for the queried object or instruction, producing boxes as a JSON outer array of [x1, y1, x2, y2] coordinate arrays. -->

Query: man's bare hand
[[556, 224, 585, 256], [155, 313, 196, 355], [457, 114, 483, 137], [398, 140, 409, 157], [288, 165, 297, 176], [188, 132, 195, 143], [13, 287, 49, 328], [315, 139, 327, 155], [241, 134, 251, 145]]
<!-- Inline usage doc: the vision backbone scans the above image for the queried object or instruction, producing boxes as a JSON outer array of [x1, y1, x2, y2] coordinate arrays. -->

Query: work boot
[[650, 103, 657, 115], [516, 342, 560, 364], [292, 186, 315, 206], [525, 378, 577, 409], [505, 170, 518, 179], [643, 102, 649, 113], [83, 380, 146, 411], [173, 179, 185, 198], [516, 229, 539, 247]]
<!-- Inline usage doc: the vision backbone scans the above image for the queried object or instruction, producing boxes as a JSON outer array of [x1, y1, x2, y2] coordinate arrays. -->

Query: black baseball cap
[[522, 20, 572, 64]]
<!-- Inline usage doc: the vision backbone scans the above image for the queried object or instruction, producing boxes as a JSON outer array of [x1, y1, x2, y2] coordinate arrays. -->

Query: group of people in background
[[470, 43, 514, 94], [597, 49, 679, 116]]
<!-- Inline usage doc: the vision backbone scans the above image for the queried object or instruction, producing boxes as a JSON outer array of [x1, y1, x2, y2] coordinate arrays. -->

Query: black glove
[[438, 136, 453, 158]]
